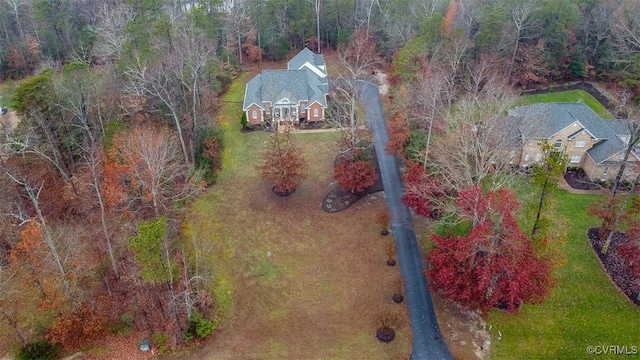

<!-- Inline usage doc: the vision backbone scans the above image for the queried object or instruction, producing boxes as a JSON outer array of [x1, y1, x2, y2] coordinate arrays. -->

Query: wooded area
[[0, 0, 640, 357]]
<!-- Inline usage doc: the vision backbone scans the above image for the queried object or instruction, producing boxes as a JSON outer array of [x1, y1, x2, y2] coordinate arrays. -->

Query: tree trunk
[[531, 177, 549, 237], [602, 172, 640, 254]]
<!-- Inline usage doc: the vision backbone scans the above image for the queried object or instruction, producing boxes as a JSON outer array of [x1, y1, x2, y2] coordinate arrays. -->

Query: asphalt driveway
[[359, 80, 453, 360]]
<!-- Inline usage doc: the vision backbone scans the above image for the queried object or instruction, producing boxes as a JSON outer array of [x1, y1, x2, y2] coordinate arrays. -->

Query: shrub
[[185, 312, 216, 341], [15, 340, 60, 360], [377, 209, 390, 231], [334, 157, 377, 193], [619, 241, 640, 278], [195, 127, 224, 185], [240, 112, 248, 128], [375, 312, 399, 343], [152, 333, 168, 354]]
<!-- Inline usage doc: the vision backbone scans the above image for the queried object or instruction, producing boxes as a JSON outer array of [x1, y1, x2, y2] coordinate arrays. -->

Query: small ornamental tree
[[530, 140, 569, 236], [257, 127, 308, 195], [334, 156, 377, 193], [427, 186, 553, 311]]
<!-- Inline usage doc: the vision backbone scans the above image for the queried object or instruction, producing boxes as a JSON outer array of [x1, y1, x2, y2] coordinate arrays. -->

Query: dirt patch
[[587, 228, 640, 306], [432, 292, 491, 359], [0, 110, 19, 131]]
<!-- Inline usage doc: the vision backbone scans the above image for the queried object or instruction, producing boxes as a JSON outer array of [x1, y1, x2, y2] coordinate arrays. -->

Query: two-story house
[[509, 103, 639, 181], [242, 48, 328, 126]]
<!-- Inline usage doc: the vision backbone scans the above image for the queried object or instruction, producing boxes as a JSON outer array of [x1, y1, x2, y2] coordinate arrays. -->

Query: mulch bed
[[587, 228, 640, 306], [299, 120, 328, 130], [322, 172, 384, 213], [564, 169, 601, 191], [322, 150, 384, 213]]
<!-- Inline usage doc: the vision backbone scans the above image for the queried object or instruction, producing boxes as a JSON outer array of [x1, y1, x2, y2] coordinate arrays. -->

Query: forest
[[0, 0, 640, 358]]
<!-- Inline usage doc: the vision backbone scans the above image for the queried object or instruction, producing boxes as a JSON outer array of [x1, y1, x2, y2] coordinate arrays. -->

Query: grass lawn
[[487, 189, 640, 359], [517, 89, 615, 119], [174, 73, 412, 359]]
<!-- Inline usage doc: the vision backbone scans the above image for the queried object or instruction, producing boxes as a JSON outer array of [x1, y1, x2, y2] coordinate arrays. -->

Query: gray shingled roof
[[243, 68, 327, 110], [510, 103, 634, 165], [288, 47, 325, 73], [511, 103, 611, 139]]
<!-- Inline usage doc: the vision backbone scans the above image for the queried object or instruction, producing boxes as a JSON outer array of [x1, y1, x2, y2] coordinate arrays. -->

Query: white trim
[[243, 101, 264, 111], [305, 100, 325, 110], [570, 154, 582, 163], [297, 61, 327, 77], [548, 120, 599, 141]]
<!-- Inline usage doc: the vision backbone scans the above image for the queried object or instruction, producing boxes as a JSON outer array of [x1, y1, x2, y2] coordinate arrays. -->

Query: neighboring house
[[509, 103, 639, 181], [243, 48, 328, 126]]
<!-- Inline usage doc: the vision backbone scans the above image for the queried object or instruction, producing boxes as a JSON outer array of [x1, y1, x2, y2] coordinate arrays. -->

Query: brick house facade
[[510, 103, 639, 181], [243, 48, 328, 126]]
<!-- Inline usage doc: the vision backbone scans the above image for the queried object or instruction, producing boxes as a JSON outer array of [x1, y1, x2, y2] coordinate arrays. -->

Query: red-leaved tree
[[427, 186, 553, 311], [386, 112, 410, 155], [334, 156, 377, 193], [401, 160, 443, 217]]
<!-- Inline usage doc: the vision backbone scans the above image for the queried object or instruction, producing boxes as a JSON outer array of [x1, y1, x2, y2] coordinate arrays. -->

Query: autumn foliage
[[334, 156, 377, 193], [257, 128, 308, 195], [386, 112, 410, 155], [104, 124, 204, 215], [427, 186, 553, 311], [401, 160, 443, 217], [46, 303, 108, 350]]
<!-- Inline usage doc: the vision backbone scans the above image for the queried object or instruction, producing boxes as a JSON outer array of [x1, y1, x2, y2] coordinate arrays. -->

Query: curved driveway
[[359, 80, 453, 360]]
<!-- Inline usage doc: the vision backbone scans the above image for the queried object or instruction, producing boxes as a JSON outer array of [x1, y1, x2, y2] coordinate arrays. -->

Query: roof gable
[[243, 68, 328, 110], [288, 47, 327, 77], [512, 103, 636, 165]]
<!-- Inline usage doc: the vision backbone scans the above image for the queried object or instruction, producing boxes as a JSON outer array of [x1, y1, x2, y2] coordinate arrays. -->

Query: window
[[313, 108, 319, 117], [524, 153, 531, 161], [535, 153, 542, 162], [575, 140, 586, 148], [555, 140, 563, 148], [570, 155, 582, 163], [251, 110, 257, 119], [603, 167, 609, 176]]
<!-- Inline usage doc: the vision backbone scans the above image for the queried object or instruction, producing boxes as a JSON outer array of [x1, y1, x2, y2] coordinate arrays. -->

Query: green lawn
[[487, 190, 640, 359], [517, 89, 615, 119]]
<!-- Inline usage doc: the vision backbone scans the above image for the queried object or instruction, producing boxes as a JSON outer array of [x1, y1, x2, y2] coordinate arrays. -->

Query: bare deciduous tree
[[430, 57, 518, 192]]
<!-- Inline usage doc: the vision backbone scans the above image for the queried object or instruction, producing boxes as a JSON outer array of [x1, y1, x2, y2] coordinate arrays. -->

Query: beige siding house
[[510, 103, 639, 181], [242, 48, 328, 126]]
